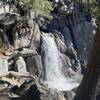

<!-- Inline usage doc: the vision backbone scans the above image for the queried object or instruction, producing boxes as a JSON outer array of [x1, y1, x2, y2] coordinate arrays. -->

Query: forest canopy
[[21, 0, 100, 20]]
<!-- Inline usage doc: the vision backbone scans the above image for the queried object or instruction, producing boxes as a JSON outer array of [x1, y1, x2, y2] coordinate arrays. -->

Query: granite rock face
[[50, 0, 96, 74]]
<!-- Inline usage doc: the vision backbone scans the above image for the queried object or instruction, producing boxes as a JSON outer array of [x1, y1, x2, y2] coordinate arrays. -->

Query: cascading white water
[[42, 34, 80, 91]]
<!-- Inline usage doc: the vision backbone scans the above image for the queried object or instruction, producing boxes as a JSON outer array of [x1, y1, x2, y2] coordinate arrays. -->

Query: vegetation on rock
[[82, 0, 100, 20], [22, 0, 53, 19]]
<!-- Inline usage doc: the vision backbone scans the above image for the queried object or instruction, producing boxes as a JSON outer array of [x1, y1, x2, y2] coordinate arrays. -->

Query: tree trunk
[[74, 21, 100, 100]]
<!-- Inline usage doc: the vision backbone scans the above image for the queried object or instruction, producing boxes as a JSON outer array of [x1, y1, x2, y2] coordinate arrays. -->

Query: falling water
[[42, 34, 80, 91]]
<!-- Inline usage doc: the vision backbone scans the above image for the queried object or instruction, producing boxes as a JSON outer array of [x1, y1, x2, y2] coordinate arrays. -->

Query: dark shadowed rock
[[26, 55, 43, 78]]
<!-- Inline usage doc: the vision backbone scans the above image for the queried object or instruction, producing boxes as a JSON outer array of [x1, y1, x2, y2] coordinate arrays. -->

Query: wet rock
[[54, 32, 67, 53]]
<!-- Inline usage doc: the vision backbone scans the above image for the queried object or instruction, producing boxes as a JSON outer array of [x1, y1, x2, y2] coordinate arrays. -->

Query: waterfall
[[42, 33, 80, 91]]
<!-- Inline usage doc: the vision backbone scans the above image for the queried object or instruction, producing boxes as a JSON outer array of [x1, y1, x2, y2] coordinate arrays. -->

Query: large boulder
[[0, 58, 8, 73], [26, 55, 43, 77], [15, 56, 27, 72]]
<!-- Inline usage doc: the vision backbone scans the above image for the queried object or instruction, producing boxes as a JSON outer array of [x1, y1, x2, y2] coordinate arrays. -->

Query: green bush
[[32, 0, 53, 19], [83, 0, 100, 20], [21, 0, 53, 19]]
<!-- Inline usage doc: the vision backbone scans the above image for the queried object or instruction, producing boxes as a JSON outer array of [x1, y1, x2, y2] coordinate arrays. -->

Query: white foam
[[42, 34, 80, 91]]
